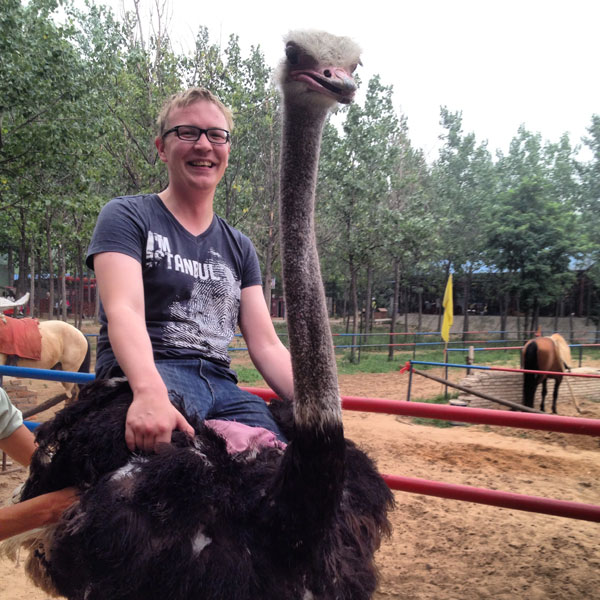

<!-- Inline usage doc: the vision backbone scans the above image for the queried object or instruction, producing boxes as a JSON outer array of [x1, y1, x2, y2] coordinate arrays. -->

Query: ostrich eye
[[285, 43, 300, 65]]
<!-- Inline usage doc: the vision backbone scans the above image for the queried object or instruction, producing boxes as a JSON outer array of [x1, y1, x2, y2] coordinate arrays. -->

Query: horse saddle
[[0, 316, 42, 361]]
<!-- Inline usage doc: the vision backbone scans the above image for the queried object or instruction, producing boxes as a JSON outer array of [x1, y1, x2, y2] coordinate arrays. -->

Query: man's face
[[155, 100, 231, 194]]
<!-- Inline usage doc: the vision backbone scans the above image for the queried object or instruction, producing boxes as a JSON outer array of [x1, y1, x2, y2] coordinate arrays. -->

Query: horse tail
[[522, 341, 538, 408]]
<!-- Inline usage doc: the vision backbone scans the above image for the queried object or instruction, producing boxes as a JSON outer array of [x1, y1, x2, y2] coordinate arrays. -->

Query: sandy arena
[[1, 355, 599, 599]]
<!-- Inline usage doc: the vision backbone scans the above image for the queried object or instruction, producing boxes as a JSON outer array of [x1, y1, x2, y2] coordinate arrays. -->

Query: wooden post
[[406, 367, 414, 402], [466, 345, 474, 376]]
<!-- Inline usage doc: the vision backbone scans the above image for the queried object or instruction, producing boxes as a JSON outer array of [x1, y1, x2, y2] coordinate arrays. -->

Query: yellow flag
[[441, 274, 453, 342]]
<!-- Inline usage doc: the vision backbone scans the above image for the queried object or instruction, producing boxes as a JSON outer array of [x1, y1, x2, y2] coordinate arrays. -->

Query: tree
[[0, 0, 93, 303], [431, 108, 496, 339], [576, 115, 600, 328], [318, 76, 400, 361], [382, 119, 434, 358], [485, 175, 576, 336]]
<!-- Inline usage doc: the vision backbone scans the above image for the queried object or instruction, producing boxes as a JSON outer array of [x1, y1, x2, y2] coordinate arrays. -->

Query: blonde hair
[[156, 88, 234, 136]]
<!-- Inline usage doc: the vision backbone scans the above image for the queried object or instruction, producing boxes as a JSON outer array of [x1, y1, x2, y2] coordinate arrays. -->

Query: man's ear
[[155, 136, 167, 163]]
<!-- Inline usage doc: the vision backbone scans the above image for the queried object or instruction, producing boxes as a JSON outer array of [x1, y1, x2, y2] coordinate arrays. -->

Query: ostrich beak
[[290, 66, 357, 104]]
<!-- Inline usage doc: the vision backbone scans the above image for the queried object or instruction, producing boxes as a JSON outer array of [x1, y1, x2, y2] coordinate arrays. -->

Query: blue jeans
[[154, 359, 287, 443]]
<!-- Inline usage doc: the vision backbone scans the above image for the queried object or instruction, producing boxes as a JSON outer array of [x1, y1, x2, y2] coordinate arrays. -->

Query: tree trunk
[[59, 245, 67, 321], [403, 285, 408, 332], [388, 259, 400, 361], [95, 285, 100, 322], [349, 263, 359, 364], [585, 277, 591, 326], [500, 291, 508, 339], [417, 286, 422, 331], [344, 284, 350, 333], [516, 295, 521, 341], [36, 254, 42, 317], [439, 262, 451, 334], [532, 298, 539, 334], [29, 238, 35, 318], [17, 209, 28, 297], [75, 243, 84, 329], [263, 242, 273, 317], [462, 268, 472, 342], [363, 265, 373, 343], [46, 214, 55, 320], [7, 248, 14, 286], [87, 269, 92, 310]]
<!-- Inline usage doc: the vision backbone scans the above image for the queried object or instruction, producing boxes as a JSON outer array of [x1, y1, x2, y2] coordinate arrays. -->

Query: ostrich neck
[[279, 102, 342, 429]]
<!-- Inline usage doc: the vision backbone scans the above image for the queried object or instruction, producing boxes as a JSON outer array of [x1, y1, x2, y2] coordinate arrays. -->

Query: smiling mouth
[[189, 160, 213, 167]]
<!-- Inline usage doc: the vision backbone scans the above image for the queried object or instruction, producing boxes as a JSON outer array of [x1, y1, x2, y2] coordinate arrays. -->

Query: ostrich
[[6, 30, 394, 600]]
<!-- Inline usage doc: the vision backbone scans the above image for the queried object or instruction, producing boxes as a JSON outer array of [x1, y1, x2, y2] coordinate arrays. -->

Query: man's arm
[[0, 425, 36, 467], [94, 252, 194, 452], [0, 488, 78, 542], [238, 285, 295, 402], [0, 387, 36, 466]]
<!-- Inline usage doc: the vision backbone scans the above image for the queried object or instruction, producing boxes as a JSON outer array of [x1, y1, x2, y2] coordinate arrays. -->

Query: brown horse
[[521, 333, 572, 413], [0, 320, 90, 400]]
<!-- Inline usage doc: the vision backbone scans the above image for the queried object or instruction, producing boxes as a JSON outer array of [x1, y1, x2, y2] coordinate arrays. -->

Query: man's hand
[[125, 390, 195, 452]]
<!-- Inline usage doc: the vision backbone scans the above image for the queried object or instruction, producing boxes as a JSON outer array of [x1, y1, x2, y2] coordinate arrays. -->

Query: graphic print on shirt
[[146, 230, 241, 364]]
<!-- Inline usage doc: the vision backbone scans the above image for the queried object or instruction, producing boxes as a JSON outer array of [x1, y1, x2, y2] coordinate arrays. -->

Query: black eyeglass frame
[[161, 125, 231, 145]]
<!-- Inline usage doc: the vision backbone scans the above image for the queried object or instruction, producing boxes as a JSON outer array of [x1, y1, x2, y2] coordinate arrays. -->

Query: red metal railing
[[242, 386, 600, 522]]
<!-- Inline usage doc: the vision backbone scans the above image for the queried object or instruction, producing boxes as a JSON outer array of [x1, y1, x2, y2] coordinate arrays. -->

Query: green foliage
[[486, 127, 579, 316], [0, 0, 598, 328]]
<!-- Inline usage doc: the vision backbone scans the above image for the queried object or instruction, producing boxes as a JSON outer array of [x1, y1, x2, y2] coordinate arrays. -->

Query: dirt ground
[[1, 345, 599, 599]]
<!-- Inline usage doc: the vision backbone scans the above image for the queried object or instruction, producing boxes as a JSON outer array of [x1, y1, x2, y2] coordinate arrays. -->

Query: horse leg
[[552, 378, 562, 414], [61, 382, 76, 402], [540, 379, 548, 412], [522, 342, 539, 409], [52, 328, 90, 404]]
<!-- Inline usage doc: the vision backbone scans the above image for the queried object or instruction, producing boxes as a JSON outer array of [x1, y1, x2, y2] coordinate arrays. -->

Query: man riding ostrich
[[4, 30, 394, 600]]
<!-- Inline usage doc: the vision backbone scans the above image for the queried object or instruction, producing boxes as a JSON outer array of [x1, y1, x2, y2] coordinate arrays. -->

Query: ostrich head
[[277, 30, 361, 109]]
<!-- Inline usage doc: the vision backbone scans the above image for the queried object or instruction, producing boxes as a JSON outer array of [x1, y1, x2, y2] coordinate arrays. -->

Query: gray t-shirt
[[0, 387, 22, 440], [86, 194, 262, 375]]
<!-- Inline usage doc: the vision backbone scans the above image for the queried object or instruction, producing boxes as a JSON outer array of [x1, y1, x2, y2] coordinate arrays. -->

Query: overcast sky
[[104, 0, 599, 162]]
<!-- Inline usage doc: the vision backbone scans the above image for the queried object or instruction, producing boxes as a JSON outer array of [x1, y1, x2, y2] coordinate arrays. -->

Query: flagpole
[[441, 273, 453, 400], [443, 341, 449, 399]]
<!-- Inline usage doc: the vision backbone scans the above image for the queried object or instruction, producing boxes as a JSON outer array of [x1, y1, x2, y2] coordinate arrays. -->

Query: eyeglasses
[[162, 125, 230, 145]]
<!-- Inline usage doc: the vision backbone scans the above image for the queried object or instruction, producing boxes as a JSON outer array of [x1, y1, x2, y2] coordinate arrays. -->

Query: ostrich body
[[8, 31, 393, 600]]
